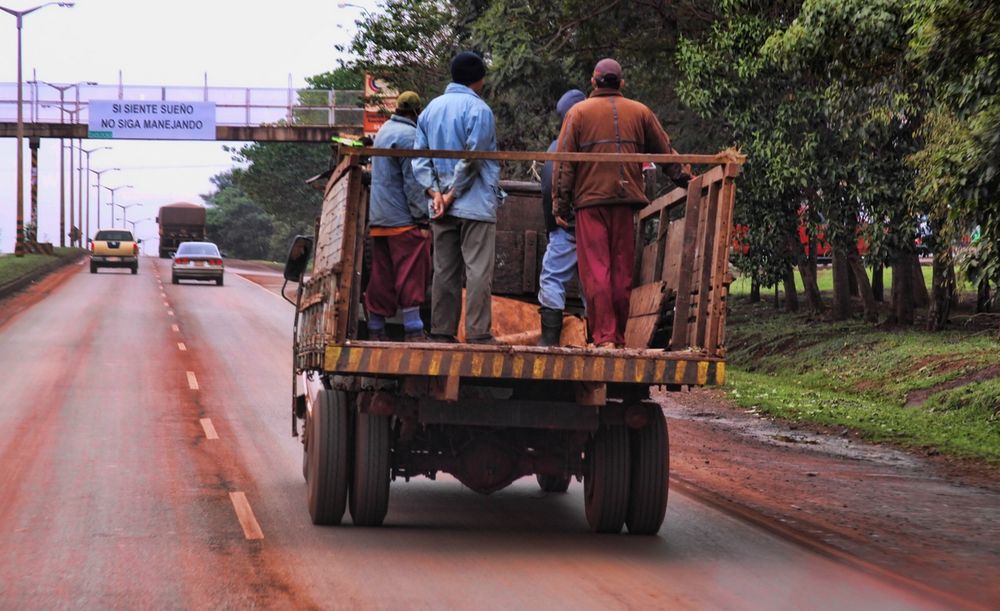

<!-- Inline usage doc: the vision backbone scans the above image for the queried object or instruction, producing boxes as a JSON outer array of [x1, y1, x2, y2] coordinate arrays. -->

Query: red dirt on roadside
[[659, 387, 1000, 607]]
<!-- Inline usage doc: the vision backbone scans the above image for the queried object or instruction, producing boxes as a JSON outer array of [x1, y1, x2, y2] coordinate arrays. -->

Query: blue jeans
[[538, 227, 578, 311]]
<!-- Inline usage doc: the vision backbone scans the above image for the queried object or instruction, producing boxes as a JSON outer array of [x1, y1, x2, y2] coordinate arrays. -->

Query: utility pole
[[0, 1, 76, 255]]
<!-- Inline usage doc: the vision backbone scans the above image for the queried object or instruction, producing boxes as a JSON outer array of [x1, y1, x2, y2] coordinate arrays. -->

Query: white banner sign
[[88, 100, 216, 140]]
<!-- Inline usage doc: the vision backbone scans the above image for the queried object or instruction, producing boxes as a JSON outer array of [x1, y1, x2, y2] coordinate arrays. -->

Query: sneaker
[[404, 329, 430, 343], [467, 335, 501, 345]]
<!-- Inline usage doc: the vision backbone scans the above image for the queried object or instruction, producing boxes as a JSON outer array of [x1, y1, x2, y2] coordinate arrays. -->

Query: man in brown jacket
[[553, 58, 691, 348]]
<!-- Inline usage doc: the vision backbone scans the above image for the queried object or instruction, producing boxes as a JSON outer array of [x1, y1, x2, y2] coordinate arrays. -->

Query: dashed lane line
[[167, 310, 175, 317], [178, 342, 187, 351], [171, 324, 180, 332], [186, 371, 199, 390], [200, 418, 219, 440], [229, 492, 264, 540]]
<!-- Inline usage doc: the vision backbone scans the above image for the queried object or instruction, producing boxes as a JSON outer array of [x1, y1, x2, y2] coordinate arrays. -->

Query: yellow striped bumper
[[324, 343, 725, 386]]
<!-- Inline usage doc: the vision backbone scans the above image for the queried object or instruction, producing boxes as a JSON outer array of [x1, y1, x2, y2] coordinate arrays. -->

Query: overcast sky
[[0, 0, 380, 253]]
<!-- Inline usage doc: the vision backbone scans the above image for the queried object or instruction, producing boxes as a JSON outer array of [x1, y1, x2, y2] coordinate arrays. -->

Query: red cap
[[593, 58, 623, 79]]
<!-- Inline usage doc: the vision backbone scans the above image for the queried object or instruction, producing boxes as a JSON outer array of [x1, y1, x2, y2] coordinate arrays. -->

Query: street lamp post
[[0, 1, 75, 255], [103, 186, 133, 227], [41, 82, 95, 247], [114, 203, 137, 229], [41, 103, 83, 246], [89, 168, 120, 235], [77, 145, 111, 240]]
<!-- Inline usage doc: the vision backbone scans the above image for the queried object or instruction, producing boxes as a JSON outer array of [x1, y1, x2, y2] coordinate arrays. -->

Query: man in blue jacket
[[413, 52, 502, 344], [365, 91, 431, 342], [538, 89, 587, 346]]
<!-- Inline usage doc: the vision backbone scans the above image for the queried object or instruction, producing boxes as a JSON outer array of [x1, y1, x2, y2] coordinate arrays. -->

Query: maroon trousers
[[364, 227, 431, 317], [575, 206, 635, 346]]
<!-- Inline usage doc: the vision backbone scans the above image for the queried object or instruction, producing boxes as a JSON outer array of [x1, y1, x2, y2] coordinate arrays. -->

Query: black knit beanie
[[451, 52, 486, 86]]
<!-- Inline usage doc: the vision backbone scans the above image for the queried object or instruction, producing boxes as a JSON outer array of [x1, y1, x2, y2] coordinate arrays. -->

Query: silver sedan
[[171, 241, 225, 286]]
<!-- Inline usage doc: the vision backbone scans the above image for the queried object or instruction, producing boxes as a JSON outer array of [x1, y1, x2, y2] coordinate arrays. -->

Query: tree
[[204, 175, 276, 260], [677, 2, 829, 314], [908, 0, 1000, 328]]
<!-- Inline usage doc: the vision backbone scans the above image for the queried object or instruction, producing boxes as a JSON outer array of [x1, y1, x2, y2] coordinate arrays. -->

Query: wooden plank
[[705, 165, 739, 355], [639, 242, 659, 285], [347, 147, 747, 165], [670, 175, 704, 350], [639, 166, 725, 221], [628, 282, 668, 317], [625, 281, 670, 349], [692, 180, 722, 349], [663, 218, 685, 294]]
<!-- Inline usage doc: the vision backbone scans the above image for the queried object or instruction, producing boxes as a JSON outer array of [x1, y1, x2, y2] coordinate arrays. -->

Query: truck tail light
[[89, 241, 94, 252], [132, 243, 139, 255]]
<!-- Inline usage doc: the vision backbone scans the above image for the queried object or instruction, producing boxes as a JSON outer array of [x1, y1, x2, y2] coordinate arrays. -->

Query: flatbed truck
[[284, 147, 743, 534]]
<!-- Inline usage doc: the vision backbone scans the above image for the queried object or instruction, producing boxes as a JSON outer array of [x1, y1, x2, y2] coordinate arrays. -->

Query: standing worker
[[413, 51, 503, 344], [553, 58, 691, 349], [538, 89, 587, 346], [364, 91, 432, 342]]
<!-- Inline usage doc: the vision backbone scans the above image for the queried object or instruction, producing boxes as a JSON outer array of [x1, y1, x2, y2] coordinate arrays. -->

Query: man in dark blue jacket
[[538, 89, 586, 346]]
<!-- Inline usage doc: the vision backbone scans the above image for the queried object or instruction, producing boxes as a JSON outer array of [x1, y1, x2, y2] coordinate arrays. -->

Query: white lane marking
[[163, 301, 169, 307], [229, 492, 264, 540], [167, 310, 175, 316], [171, 324, 180, 332], [177, 342, 187, 351], [186, 371, 199, 390], [160, 292, 166, 298], [200, 418, 219, 440]]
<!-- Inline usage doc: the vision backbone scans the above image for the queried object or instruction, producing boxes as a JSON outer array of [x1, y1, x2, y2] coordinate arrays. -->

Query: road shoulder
[[660, 387, 999, 607]]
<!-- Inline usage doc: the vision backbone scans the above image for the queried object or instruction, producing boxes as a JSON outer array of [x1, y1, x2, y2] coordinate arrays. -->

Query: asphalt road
[[0, 258, 947, 609]]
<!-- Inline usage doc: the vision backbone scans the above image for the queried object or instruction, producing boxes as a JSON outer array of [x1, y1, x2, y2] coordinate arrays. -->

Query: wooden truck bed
[[294, 147, 740, 387]]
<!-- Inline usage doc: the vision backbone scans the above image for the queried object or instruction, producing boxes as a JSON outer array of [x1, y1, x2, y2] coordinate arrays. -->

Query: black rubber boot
[[539, 307, 564, 347]]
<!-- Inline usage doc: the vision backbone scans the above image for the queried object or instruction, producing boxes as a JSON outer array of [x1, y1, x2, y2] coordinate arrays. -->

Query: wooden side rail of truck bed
[[294, 147, 743, 372]]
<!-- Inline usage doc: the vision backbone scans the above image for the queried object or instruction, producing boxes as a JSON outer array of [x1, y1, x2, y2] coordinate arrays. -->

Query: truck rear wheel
[[349, 410, 391, 526], [626, 405, 670, 535], [536, 473, 571, 493], [584, 424, 630, 533], [307, 388, 351, 525]]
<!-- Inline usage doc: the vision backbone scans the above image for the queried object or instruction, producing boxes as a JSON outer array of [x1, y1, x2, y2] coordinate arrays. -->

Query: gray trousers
[[431, 216, 495, 339]]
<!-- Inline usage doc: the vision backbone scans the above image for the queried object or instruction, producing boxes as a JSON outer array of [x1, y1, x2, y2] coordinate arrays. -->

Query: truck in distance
[[156, 202, 206, 259]]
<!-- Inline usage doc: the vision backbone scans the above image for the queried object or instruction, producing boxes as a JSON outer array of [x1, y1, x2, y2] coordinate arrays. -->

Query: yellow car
[[90, 229, 140, 274]]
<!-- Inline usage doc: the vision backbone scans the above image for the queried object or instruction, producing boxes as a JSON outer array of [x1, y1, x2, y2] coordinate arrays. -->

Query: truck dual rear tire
[[349, 410, 391, 526], [584, 424, 630, 533], [626, 405, 670, 535], [307, 389, 352, 525]]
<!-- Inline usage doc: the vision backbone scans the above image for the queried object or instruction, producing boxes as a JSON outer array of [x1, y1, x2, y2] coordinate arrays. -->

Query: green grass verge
[[0, 248, 85, 287], [725, 301, 1000, 461]]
